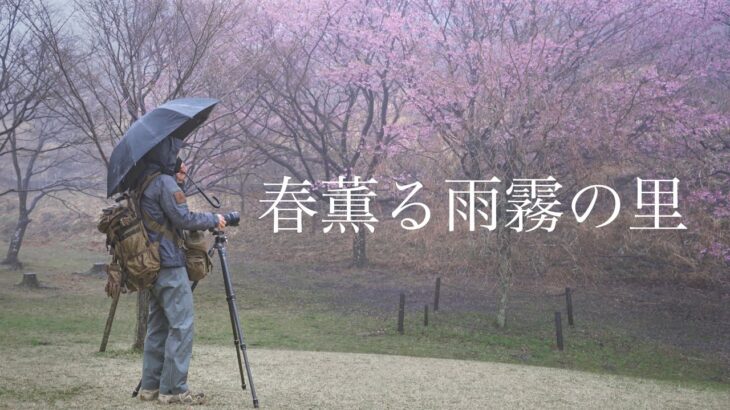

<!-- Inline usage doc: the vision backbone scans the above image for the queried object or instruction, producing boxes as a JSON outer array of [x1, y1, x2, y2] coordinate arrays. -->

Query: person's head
[[144, 137, 184, 176]]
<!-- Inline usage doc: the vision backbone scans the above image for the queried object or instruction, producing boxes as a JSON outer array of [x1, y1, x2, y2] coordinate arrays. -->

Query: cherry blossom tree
[[237, 0, 421, 267], [407, 0, 729, 327]]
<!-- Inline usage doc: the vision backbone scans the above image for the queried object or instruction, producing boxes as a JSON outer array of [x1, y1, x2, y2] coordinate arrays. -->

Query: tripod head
[[209, 211, 239, 243], [209, 228, 227, 253]]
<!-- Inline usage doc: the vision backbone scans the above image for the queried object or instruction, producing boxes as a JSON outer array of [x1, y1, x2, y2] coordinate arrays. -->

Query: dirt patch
[[0, 344, 727, 409]]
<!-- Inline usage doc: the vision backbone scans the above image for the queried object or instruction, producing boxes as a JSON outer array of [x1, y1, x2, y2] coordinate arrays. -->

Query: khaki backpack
[[98, 173, 176, 292]]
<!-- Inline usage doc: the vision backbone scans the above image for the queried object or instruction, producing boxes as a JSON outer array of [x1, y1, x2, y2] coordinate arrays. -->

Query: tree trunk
[[238, 176, 245, 214], [132, 289, 150, 351], [2, 214, 30, 270], [352, 226, 367, 268], [495, 273, 510, 328], [494, 227, 513, 329], [310, 200, 320, 235]]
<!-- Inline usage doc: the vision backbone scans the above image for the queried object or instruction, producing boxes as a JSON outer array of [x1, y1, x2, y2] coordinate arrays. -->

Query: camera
[[223, 211, 240, 227]]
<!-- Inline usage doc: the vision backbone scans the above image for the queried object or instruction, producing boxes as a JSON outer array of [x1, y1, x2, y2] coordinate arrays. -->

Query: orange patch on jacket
[[174, 191, 186, 204]]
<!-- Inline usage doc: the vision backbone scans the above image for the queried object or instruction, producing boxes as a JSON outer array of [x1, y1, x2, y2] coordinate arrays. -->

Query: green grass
[[0, 239, 728, 394]]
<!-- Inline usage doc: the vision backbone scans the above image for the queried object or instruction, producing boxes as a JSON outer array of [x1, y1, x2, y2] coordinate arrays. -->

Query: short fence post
[[424, 304, 429, 327], [555, 311, 564, 351], [433, 277, 441, 312], [565, 287, 574, 326], [397, 293, 405, 334]]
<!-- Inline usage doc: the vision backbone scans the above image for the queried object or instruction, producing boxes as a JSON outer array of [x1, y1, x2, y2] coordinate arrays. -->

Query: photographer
[[135, 137, 224, 405]]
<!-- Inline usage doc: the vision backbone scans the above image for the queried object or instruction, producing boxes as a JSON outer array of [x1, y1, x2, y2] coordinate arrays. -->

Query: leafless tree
[[0, 0, 50, 157], [31, 0, 233, 168], [26, 0, 235, 350], [1, 109, 92, 268], [0, 0, 93, 268]]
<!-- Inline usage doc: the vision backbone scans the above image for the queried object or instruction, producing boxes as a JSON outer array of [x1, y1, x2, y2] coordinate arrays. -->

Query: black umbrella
[[106, 97, 219, 197]]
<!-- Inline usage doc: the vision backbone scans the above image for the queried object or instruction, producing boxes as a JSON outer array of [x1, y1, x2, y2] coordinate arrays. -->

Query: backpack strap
[[133, 172, 184, 248]]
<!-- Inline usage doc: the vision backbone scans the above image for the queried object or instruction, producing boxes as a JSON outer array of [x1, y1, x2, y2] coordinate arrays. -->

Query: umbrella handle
[[200, 191, 222, 209], [186, 174, 221, 209]]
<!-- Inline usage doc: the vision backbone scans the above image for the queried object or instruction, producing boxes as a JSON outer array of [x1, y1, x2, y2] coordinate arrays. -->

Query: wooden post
[[555, 311, 564, 351], [424, 304, 429, 327], [433, 277, 441, 312], [565, 287, 574, 326], [99, 289, 121, 352], [397, 293, 405, 334]]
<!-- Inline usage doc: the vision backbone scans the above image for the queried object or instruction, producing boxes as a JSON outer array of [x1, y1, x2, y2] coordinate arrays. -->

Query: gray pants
[[141, 266, 194, 394]]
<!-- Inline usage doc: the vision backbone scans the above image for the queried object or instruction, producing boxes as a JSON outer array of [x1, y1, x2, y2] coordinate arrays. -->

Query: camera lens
[[224, 211, 240, 227]]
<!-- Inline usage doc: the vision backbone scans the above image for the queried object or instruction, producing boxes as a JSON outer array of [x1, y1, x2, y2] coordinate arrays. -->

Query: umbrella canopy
[[106, 97, 219, 197]]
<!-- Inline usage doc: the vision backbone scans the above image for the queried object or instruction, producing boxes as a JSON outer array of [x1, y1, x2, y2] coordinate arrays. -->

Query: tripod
[[212, 228, 259, 408], [131, 229, 259, 408]]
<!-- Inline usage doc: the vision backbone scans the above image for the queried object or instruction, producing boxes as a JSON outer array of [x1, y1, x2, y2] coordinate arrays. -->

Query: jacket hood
[[142, 137, 184, 176]]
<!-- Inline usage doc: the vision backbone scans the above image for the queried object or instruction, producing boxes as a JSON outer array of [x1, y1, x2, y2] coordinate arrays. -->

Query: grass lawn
[[0, 238, 728, 399]]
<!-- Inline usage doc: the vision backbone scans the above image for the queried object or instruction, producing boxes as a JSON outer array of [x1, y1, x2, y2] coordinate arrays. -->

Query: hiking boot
[[138, 389, 159, 401], [158, 390, 206, 405]]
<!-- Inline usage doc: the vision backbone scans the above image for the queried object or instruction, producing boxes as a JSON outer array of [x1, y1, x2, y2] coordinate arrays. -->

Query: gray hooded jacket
[[138, 137, 217, 268]]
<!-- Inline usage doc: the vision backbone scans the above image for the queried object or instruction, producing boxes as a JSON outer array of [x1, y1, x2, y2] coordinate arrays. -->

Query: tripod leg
[[217, 242, 259, 408], [100, 288, 120, 353], [228, 304, 248, 390], [132, 380, 142, 398]]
